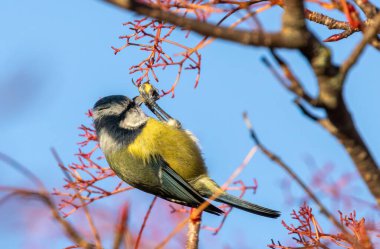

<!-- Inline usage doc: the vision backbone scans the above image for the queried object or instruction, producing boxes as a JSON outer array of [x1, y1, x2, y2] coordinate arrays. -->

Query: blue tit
[[92, 95, 280, 217]]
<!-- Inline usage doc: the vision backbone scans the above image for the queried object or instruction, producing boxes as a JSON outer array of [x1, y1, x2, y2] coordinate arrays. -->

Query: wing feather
[[155, 156, 223, 215]]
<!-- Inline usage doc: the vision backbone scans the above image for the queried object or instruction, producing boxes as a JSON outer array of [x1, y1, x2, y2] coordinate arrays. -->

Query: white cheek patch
[[120, 108, 148, 129]]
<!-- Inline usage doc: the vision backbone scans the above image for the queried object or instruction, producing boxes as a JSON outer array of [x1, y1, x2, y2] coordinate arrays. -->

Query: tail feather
[[216, 193, 280, 218], [191, 176, 280, 218], [203, 202, 224, 215]]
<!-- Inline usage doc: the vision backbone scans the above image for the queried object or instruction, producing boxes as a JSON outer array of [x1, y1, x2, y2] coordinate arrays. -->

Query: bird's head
[[92, 95, 148, 131]]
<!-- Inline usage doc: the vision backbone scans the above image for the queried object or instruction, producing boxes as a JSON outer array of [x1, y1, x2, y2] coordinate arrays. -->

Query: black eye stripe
[[96, 101, 131, 113], [96, 106, 111, 111]]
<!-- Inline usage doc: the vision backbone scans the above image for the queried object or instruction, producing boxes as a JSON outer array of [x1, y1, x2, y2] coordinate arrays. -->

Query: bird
[[92, 94, 280, 218]]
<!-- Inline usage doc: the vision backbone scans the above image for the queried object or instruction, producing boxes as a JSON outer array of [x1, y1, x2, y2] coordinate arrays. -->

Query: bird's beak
[[133, 96, 144, 106]]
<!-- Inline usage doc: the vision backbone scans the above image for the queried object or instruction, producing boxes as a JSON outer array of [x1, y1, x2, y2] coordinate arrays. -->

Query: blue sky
[[1, 0, 379, 248]]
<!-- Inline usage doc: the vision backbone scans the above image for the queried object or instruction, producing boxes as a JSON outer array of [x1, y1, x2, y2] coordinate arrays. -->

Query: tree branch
[[52, 148, 102, 248], [321, 102, 380, 206], [294, 99, 321, 121], [264, 50, 320, 106], [279, 2, 380, 206], [112, 204, 129, 249], [242, 113, 346, 232], [105, 0, 380, 208], [186, 209, 202, 249], [282, 0, 307, 32], [305, 9, 352, 31], [0, 153, 94, 248], [104, 0, 306, 48], [353, 0, 379, 19], [353, 0, 380, 49], [340, 13, 380, 80], [156, 147, 258, 248], [0, 188, 94, 248]]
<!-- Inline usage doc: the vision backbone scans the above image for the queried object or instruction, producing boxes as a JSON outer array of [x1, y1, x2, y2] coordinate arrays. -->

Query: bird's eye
[[96, 105, 111, 111]]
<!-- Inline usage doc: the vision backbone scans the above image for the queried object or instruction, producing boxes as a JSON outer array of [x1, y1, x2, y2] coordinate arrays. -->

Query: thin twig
[[353, 0, 379, 19], [0, 152, 44, 188], [294, 99, 321, 121], [305, 9, 352, 31], [113, 203, 129, 249], [0, 154, 93, 247], [340, 13, 380, 80], [242, 113, 345, 232], [263, 51, 318, 106], [135, 196, 158, 249], [156, 146, 258, 249], [0, 187, 93, 248], [52, 148, 103, 248]]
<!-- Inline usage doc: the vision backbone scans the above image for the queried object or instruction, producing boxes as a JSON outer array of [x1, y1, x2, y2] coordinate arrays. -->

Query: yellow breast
[[127, 118, 207, 180]]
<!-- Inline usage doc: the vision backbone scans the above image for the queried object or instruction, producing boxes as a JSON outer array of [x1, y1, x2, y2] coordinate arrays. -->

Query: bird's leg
[[137, 82, 182, 128], [148, 101, 182, 128], [138, 82, 171, 120], [134, 86, 166, 121], [149, 101, 182, 129]]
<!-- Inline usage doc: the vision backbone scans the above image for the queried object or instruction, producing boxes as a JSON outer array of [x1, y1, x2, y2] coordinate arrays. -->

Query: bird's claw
[[136, 82, 181, 128]]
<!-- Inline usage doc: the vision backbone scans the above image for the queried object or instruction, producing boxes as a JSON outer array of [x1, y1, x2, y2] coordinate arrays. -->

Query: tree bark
[[186, 209, 202, 249], [320, 97, 380, 205]]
